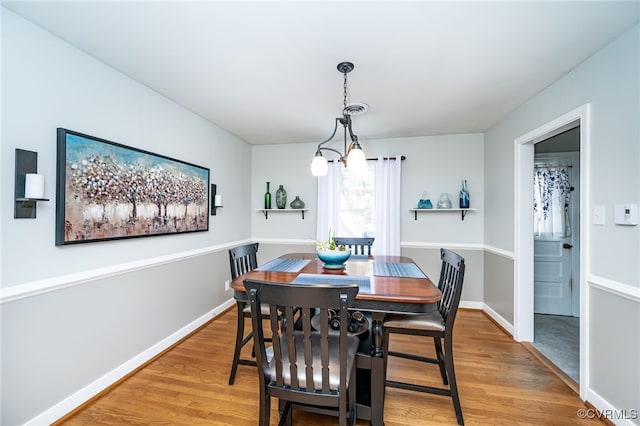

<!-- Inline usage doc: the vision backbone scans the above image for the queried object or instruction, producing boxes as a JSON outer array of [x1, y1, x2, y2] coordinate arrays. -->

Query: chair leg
[[259, 384, 271, 426], [348, 367, 356, 426], [278, 400, 292, 426], [433, 337, 448, 385], [444, 337, 464, 425], [339, 396, 346, 426], [229, 301, 247, 385]]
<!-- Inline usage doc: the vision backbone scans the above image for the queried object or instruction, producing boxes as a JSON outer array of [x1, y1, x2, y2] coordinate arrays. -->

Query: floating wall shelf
[[258, 209, 308, 220], [410, 208, 476, 221]]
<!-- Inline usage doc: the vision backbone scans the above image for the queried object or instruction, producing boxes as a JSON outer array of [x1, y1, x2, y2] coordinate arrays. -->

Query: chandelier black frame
[[311, 62, 367, 176]]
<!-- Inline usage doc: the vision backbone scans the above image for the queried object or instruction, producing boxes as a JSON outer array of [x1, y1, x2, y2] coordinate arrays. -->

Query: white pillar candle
[[214, 195, 223, 207], [24, 173, 45, 199]]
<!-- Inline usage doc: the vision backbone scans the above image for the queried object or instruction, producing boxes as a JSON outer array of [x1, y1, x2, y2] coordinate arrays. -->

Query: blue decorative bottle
[[459, 180, 470, 209], [417, 191, 433, 209]]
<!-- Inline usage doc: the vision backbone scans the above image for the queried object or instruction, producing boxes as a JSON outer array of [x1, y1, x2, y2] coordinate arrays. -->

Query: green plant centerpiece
[[316, 230, 351, 269]]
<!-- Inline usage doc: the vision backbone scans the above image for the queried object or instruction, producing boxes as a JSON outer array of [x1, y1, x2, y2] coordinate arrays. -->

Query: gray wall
[[590, 288, 640, 416], [483, 251, 515, 324], [252, 134, 485, 244], [484, 23, 639, 418], [402, 246, 484, 304], [1, 9, 251, 424], [251, 134, 486, 306]]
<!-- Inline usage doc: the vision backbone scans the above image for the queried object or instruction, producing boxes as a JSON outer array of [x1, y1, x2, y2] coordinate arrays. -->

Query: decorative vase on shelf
[[459, 180, 470, 209], [417, 191, 433, 209], [290, 196, 305, 209], [437, 193, 452, 209], [276, 185, 287, 209], [264, 182, 271, 210]]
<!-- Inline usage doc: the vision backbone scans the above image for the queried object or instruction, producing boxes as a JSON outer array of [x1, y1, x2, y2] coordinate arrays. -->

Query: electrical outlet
[[224, 280, 230, 291]]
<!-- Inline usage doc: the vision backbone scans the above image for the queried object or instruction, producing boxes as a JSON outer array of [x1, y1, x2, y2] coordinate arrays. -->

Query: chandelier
[[310, 62, 368, 177]]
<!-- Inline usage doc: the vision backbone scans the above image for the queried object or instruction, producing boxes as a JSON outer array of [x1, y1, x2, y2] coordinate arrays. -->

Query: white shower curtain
[[533, 165, 571, 238]]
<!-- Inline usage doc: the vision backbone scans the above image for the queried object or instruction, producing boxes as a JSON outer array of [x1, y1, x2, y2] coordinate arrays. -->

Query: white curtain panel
[[316, 161, 341, 242], [533, 165, 572, 238], [374, 156, 402, 255]]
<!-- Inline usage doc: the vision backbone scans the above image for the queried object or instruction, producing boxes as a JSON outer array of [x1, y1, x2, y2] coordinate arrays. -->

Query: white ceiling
[[4, 1, 639, 145]]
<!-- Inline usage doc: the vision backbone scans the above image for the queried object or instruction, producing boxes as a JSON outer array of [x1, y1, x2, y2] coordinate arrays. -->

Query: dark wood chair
[[228, 242, 267, 385], [244, 279, 359, 426], [383, 248, 466, 425], [333, 237, 375, 255]]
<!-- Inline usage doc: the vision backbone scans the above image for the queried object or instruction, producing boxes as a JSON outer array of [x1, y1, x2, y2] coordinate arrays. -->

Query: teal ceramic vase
[[290, 196, 305, 209]]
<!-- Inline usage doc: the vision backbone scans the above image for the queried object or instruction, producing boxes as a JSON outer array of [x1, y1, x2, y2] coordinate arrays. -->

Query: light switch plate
[[614, 204, 638, 226], [592, 205, 605, 225]]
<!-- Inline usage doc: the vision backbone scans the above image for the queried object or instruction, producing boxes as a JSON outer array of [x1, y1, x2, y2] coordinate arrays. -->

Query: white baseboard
[[482, 303, 514, 336], [459, 300, 484, 310], [587, 388, 639, 426], [25, 298, 236, 426]]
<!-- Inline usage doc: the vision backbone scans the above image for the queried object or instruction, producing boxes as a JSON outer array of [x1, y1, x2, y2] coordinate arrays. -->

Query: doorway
[[532, 130, 580, 383], [513, 104, 591, 399]]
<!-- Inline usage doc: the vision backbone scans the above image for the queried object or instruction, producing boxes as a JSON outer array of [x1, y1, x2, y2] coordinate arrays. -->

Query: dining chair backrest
[[244, 279, 359, 424], [437, 248, 466, 332], [229, 243, 259, 280], [333, 237, 375, 255], [383, 248, 466, 425]]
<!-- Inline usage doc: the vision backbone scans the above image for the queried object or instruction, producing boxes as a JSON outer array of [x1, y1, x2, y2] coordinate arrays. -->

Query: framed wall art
[[56, 128, 210, 245]]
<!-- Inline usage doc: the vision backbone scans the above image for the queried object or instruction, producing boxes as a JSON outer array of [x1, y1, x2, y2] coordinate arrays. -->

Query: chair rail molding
[[588, 274, 640, 304], [0, 239, 253, 304], [401, 242, 485, 251]]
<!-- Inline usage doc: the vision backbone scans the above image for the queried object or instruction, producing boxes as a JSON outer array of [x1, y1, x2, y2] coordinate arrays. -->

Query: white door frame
[[514, 104, 591, 399]]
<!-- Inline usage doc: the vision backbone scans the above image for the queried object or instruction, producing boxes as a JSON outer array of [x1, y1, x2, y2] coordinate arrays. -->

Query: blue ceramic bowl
[[317, 249, 352, 269]]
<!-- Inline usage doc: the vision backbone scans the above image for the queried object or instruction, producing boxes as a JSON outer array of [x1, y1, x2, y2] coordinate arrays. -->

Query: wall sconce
[[211, 184, 223, 215], [15, 148, 49, 219]]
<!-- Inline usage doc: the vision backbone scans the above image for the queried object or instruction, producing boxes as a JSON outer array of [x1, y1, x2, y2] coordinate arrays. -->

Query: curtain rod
[[328, 155, 406, 163], [534, 163, 573, 168]]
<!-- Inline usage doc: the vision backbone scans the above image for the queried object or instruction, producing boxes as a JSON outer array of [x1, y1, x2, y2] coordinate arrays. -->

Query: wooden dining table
[[231, 252, 441, 426]]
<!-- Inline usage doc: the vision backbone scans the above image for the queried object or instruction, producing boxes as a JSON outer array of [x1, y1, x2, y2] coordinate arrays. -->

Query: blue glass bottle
[[459, 180, 470, 209]]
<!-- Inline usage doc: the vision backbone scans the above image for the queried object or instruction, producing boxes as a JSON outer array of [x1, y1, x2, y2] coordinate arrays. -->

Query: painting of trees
[[56, 129, 209, 245]]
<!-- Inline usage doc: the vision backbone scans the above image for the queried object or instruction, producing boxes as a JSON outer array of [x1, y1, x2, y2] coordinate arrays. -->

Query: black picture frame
[[56, 128, 210, 245]]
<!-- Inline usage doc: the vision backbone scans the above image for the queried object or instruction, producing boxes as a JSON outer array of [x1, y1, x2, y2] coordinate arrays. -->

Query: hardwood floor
[[56, 309, 601, 425]]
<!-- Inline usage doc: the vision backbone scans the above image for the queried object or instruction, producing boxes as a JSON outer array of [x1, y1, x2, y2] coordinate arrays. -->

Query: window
[[317, 157, 401, 255], [337, 164, 375, 238]]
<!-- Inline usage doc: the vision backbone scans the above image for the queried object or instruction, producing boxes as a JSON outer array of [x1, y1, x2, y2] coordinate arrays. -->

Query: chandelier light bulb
[[347, 146, 368, 177], [311, 153, 328, 176]]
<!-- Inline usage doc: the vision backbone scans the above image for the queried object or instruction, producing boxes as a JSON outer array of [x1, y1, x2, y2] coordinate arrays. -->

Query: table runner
[[372, 262, 427, 278], [291, 273, 371, 293], [256, 258, 310, 272]]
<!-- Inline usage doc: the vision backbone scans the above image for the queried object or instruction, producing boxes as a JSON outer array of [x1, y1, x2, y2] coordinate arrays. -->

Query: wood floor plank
[[56, 309, 602, 425]]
